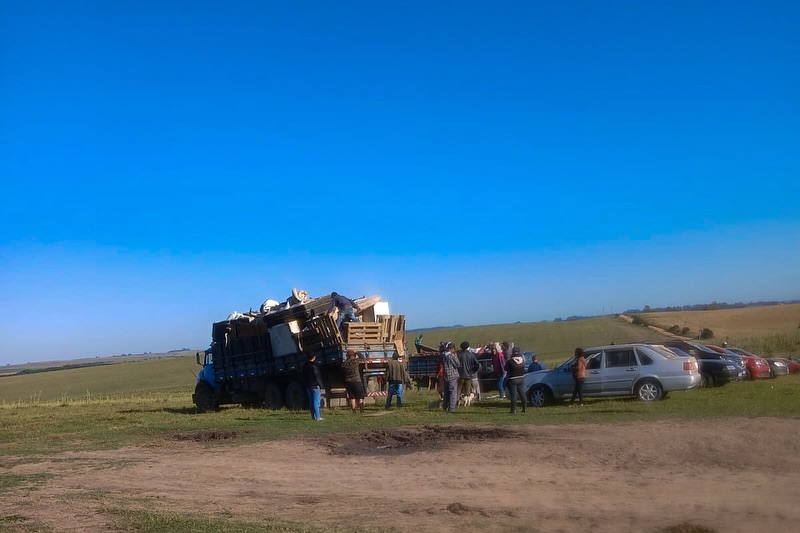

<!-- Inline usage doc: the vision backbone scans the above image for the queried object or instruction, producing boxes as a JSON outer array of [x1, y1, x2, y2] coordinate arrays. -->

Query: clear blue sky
[[1, 1, 798, 365]]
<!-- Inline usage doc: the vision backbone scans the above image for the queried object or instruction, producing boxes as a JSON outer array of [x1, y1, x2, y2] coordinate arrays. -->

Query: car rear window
[[640, 345, 675, 360]]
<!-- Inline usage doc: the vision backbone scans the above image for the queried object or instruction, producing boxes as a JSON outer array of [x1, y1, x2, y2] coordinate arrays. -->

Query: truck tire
[[263, 382, 283, 410], [285, 381, 306, 411], [194, 382, 219, 412]]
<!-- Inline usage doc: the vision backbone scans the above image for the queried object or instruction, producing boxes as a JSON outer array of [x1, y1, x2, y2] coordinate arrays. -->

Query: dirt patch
[[170, 429, 244, 442], [321, 424, 526, 455], [2, 418, 799, 533]]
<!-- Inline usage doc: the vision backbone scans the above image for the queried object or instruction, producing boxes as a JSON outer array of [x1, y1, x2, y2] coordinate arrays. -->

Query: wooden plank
[[344, 322, 383, 343]]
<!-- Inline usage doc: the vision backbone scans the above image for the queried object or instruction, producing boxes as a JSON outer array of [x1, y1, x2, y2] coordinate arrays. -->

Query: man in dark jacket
[[457, 341, 481, 401], [504, 347, 527, 414], [328, 292, 361, 328], [303, 352, 325, 421]]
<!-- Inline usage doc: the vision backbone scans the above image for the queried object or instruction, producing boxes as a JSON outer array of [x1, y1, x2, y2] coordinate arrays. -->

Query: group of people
[[436, 340, 532, 414], [303, 348, 412, 421]]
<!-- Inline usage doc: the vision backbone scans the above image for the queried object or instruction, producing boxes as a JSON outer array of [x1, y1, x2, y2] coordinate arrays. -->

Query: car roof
[[585, 343, 661, 351]]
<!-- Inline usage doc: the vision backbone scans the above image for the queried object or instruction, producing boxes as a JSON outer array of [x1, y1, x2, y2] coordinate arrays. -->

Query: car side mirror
[[196, 352, 202, 365]]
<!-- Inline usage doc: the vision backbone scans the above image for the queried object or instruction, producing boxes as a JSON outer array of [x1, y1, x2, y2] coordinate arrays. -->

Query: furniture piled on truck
[[193, 288, 406, 411]]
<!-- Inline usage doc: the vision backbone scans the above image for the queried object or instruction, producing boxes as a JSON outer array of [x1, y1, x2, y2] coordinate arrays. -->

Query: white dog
[[458, 392, 476, 407]]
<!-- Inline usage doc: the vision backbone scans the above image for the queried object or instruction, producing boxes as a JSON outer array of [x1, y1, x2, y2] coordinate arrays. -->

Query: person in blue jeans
[[328, 292, 361, 328], [303, 352, 325, 420], [384, 352, 410, 409]]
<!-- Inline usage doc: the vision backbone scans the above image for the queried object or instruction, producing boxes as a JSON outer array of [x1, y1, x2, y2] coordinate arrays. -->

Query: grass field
[[2, 306, 800, 532], [2, 373, 800, 457], [408, 314, 672, 366]]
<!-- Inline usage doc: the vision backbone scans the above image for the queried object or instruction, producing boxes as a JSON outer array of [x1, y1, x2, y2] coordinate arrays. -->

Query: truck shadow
[[162, 407, 203, 415]]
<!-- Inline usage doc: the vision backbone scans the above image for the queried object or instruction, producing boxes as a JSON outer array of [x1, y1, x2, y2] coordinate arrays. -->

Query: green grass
[[0, 356, 199, 404], [104, 508, 391, 533], [0, 473, 51, 495], [2, 375, 799, 458], [409, 315, 672, 368]]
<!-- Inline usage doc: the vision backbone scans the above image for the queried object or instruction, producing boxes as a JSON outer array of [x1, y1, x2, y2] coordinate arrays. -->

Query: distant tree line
[[625, 300, 800, 314]]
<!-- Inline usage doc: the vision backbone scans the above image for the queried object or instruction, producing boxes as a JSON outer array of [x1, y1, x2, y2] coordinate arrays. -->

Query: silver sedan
[[524, 343, 701, 407]]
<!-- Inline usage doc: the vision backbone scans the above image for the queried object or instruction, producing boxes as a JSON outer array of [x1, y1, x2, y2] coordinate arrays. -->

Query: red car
[[707, 345, 771, 380], [781, 357, 800, 374], [727, 347, 791, 378]]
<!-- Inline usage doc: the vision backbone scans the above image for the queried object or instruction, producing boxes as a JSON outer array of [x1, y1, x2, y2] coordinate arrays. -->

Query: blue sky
[[1, 1, 798, 365]]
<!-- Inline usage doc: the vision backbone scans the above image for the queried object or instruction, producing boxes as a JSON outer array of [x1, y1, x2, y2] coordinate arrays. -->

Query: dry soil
[[3, 417, 799, 532]]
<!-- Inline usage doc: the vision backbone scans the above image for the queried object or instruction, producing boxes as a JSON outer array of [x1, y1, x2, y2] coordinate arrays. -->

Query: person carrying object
[[328, 292, 361, 328]]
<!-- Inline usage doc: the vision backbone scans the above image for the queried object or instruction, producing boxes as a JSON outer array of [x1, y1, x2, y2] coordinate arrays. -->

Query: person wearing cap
[[504, 346, 527, 414], [341, 349, 365, 414], [440, 342, 461, 412], [303, 352, 325, 421]]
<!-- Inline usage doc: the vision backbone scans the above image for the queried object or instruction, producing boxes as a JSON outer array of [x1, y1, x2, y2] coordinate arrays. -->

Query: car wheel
[[700, 373, 714, 388], [194, 382, 219, 412], [636, 380, 663, 402], [527, 385, 552, 407]]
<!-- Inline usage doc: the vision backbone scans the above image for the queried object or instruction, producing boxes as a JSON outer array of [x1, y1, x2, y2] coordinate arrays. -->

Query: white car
[[524, 343, 701, 407]]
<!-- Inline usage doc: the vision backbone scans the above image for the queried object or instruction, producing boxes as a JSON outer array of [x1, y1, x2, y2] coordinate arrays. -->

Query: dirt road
[[4, 417, 799, 532]]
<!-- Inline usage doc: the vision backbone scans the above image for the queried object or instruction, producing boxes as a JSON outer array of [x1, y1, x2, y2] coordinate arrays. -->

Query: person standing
[[457, 341, 481, 401], [328, 292, 361, 328], [385, 352, 410, 409], [505, 347, 527, 414], [414, 334, 424, 351], [468, 343, 485, 400], [570, 347, 587, 406], [527, 354, 545, 373], [341, 349, 365, 414], [303, 352, 325, 420], [440, 342, 461, 412], [492, 343, 507, 399]]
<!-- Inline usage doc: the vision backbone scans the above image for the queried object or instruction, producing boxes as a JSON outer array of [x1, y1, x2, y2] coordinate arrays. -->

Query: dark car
[[659, 340, 743, 387]]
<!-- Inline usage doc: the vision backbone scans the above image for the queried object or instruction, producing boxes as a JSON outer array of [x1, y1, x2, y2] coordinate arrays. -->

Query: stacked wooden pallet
[[378, 314, 406, 354], [344, 322, 383, 343], [299, 314, 343, 353]]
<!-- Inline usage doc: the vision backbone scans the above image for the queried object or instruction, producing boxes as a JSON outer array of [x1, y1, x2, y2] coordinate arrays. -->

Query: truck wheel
[[285, 381, 306, 411], [194, 382, 219, 412], [263, 382, 283, 410]]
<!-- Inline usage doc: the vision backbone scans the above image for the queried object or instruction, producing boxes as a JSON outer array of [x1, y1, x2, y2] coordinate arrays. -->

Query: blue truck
[[193, 290, 406, 411]]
